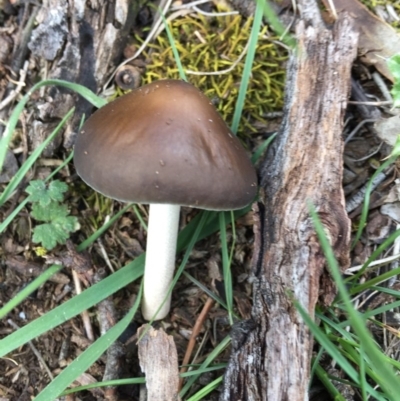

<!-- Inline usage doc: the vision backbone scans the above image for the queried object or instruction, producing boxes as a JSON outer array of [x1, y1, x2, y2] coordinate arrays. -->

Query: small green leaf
[[388, 54, 400, 81], [26, 180, 49, 205], [32, 224, 66, 250], [388, 55, 400, 108], [26, 179, 68, 206], [32, 216, 79, 250], [31, 202, 69, 222], [47, 180, 68, 202], [390, 135, 400, 158], [53, 215, 80, 233], [391, 81, 400, 108]]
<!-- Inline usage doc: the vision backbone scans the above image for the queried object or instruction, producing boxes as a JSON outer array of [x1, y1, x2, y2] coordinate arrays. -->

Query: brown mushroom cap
[[74, 79, 257, 210]]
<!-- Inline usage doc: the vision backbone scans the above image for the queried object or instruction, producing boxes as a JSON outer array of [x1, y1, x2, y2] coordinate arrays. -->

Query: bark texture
[[26, 0, 143, 149], [221, 9, 358, 401], [1, 0, 142, 181]]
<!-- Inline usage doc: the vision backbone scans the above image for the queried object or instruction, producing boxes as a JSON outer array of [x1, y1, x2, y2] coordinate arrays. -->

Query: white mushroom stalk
[[73, 80, 257, 322], [141, 204, 180, 320]]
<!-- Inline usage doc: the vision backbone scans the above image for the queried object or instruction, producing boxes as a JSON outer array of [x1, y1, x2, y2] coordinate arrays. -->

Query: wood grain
[[138, 325, 181, 401], [221, 7, 358, 401]]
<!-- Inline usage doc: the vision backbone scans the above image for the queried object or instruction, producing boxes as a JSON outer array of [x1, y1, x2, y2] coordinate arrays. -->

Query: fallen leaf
[[381, 202, 400, 223], [366, 211, 391, 243], [374, 116, 400, 147], [385, 178, 400, 203], [323, 0, 400, 81]]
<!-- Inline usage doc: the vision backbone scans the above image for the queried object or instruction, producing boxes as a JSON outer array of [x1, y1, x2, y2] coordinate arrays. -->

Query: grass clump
[[303, 204, 400, 400]]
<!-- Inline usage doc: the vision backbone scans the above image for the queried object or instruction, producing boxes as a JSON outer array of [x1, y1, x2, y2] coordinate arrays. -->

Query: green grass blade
[[219, 212, 234, 325], [180, 335, 231, 397], [314, 364, 347, 401], [231, 0, 264, 134], [177, 207, 250, 252], [77, 203, 133, 251], [350, 266, 400, 296], [0, 79, 105, 172], [61, 365, 226, 396], [296, 303, 359, 382], [33, 285, 142, 401], [0, 148, 75, 235], [354, 300, 400, 326], [323, 299, 400, 329], [47, 151, 75, 179], [160, 10, 187, 82], [251, 133, 277, 163], [351, 157, 396, 248], [0, 197, 29, 233], [183, 272, 228, 309], [309, 203, 400, 398], [359, 345, 368, 400], [133, 204, 148, 230], [296, 302, 386, 400], [62, 378, 146, 395], [0, 264, 64, 319], [0, 108, 75, 207], [186, 376, 224, 401], [35, 80, 106, 108], [0, 257, 144, 358], [337, 339, 388, 392], [310, 347, 325, 385], [348, 227, 400, 283], [371, 285, 400, 297], [257, 0, 296, 49]]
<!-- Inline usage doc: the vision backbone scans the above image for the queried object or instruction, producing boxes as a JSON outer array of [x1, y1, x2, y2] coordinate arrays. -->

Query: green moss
[[136, 12, 288, 134], [360, 0, 389, 8]]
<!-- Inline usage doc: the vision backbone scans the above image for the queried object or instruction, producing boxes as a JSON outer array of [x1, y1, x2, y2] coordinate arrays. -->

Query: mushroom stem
[[141, 203, 181, 320]]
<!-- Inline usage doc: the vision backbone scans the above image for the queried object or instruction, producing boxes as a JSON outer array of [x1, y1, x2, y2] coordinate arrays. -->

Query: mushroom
[[73, 79, 257, 320]]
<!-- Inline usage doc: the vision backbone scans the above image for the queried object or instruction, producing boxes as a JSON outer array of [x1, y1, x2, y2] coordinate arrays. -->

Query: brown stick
[[179, 297, 215, 390], [220, 7, 358, 401]]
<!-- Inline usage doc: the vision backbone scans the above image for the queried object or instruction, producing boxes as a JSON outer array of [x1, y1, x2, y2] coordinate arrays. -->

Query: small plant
[[26, 179, 80, 250], [388, 54, 400, 107]]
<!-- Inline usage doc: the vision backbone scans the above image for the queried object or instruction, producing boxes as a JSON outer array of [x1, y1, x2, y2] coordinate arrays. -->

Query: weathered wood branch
[[138, 325, 181, 401], [221, 9, 358, 401]]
